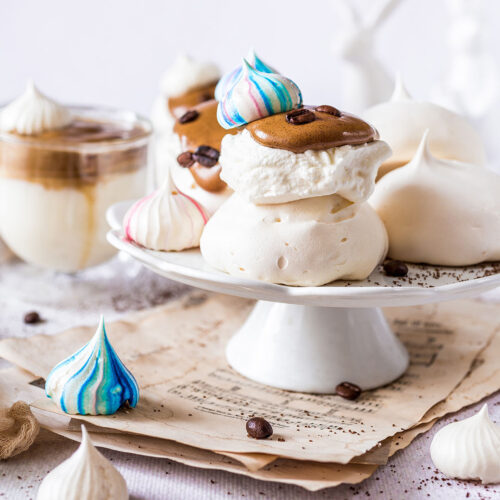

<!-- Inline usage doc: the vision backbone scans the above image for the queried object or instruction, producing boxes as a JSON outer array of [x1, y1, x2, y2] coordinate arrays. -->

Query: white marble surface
[[1, 256, 500, 499]]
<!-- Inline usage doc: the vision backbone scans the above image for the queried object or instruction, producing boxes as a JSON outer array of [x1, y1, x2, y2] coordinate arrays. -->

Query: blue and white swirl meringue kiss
[[45, 316, 139, 415], [214, 49, 276, 101], [217, 59, 302, 129]]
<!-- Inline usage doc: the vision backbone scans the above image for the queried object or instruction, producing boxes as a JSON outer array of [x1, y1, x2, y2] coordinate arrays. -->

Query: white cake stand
[[107, 201, 500, 394]]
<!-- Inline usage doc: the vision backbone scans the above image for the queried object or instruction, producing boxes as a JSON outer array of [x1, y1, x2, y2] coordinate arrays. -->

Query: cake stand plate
[[107, 200, 500, 393]]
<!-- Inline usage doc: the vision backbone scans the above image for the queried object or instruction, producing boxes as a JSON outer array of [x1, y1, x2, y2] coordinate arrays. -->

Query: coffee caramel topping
[[167, 81, 217, 117], [246, 105, 378, 153]]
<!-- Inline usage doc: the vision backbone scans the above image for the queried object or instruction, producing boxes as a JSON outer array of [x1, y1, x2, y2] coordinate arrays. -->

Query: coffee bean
[[336, 382, 362, 400], [199, 93, 213, 103], [24, 311, 42, 325], [192, 145, 219, 167], [178, 110, 199, 124], [383, 260, 409, 277], [315, 105, 341, 117], [286, 108, 315, 125], [246, 417, 273, 439], [177, 151, 195, 168]]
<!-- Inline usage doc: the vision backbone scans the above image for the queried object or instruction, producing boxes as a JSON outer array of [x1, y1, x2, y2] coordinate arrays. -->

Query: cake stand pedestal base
[[226, 301, 409, 393]]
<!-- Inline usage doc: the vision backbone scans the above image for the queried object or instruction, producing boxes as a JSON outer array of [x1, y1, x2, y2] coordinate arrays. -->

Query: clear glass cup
[[0, 106, 151, 272]]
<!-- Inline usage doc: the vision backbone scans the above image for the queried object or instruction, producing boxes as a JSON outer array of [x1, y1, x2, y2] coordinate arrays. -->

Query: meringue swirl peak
[[36, 425, 128, 500], [217, 58, 302, 129], [215, 49, 276, 101], [45, 315, 139, 415], [390, 73, 412, 101], [0, 80, 72, 135], [430, 404, 500, 484]]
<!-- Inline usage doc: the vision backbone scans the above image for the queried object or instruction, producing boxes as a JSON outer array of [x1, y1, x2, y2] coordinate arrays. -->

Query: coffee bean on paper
[[246, 417, 273, 439], [178, 110, 199, 124], [336, 382, 362, 400], [177, 151, 195, 168], [192, 145, 219, 167], [286, 108, 315, 125], [383, 260, 409, 277], [315, 105, 342, 117], [24, 311, 42, 325]]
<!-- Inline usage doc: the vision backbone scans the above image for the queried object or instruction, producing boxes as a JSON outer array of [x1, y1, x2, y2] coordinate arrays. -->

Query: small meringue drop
[[0, 81, 72, 135], [45, 316, 139, 415], [217, 59, 302, 129], [123, 169, 208, 251], [36, 425, 128, 500], [430, 405, 500, 484]]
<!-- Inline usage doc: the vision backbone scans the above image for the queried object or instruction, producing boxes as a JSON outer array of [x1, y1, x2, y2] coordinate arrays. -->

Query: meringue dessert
[[362, 76, 486, 178], [201, 59, 389, 286], [430, 405, 500, 484], [45, 315, 139, 415], [123, 168, 207, 251], [370, 131, 500, 266], [0, 82, 150, 272], [37, 425, 128, 500]]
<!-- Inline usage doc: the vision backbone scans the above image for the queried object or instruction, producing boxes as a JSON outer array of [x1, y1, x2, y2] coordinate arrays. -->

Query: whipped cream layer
[[45, 316, 139, 415], [124, 170, 208, 251], [160, 54, 220, 98], [0, 81, 72, 135], [370, 131, 500, 265], [430, 405, 500, 484], [220, 129, 391, 204], [37, 425, 128, 500], [362, 77, 486, 174], [201, 194, 388, 286]]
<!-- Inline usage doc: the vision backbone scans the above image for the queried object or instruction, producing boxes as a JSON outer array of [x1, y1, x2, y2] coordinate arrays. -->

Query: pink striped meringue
[[123, 170, 208, 251]]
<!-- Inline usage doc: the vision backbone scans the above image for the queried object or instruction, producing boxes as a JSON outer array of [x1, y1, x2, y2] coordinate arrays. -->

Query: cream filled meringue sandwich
[[430, 405, 500, 484], [37, 425, 128, 500], [362, 76, 486, 179], [123, 169, 207, 251], [201, 58, 390, 286], [370, 131, 500, 266], [0, 81, 151, 272]]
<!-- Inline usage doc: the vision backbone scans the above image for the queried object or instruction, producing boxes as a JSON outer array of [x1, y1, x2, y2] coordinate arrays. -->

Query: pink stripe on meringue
[[246, 77, 264, 118], [124, 190, 158, 240], [178, 190, 209, 225]]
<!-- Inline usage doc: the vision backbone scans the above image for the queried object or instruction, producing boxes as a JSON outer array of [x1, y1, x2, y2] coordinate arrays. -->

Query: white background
[[1, 0, 499, 115]]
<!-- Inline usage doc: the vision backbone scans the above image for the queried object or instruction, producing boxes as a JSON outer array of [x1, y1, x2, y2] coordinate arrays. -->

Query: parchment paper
[[0, 293, 497, 465]]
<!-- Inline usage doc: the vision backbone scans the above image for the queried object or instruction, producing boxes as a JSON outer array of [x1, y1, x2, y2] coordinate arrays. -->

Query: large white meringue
[[430, 405, 500, 484], [123, 169, 208, 251], [201, 193, 388, 286], [160, 54, 220, 98], [362, 76, 486, 176], [0, 81, 72, 135], [37, 425, 128, 500], [370, 130, 500, 265], [220, 129, 391, 205]]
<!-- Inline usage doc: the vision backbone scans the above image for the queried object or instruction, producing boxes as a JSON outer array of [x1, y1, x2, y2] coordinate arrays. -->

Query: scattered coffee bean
[[24, 311, 42, 325], [336, 382, 362, 400], [286, 108, 315, 125], [199, 93, 213, 103], [178, 110, 199, 124], [315, 104, 341, 117], [246, 417, 273, 439], [177, 151, 195, 168], [192, 145, 219, 167], [383, 260, 409, 277]]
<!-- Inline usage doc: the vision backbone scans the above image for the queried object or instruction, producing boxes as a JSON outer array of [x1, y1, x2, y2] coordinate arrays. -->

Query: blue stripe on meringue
[[45, 316, 139, 415]]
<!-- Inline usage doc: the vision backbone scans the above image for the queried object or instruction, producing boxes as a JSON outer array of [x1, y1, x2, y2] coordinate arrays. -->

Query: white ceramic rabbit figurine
[[332, 0, 402, 113]]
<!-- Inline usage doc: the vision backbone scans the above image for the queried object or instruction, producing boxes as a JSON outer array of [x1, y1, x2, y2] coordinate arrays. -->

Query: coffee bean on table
[[177, 151, 195, 168], [178, 110, 199, 124], [286, 108, 315, 125], [315, 105, 341, 117], [246, 417, 273, 439], [199, 93, 213, 103], [383, 260, 409, 277], [192, 145, 219, 167], [336, 382, 362, 400], [24, 311, 42, 325]]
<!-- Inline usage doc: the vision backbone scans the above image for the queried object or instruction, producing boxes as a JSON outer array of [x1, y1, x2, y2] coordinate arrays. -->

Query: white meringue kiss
[[430, 405, 500, 484], [123, 170, 208, 251], [37, 425, 128, 500], [0, 81, 72, 135]]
